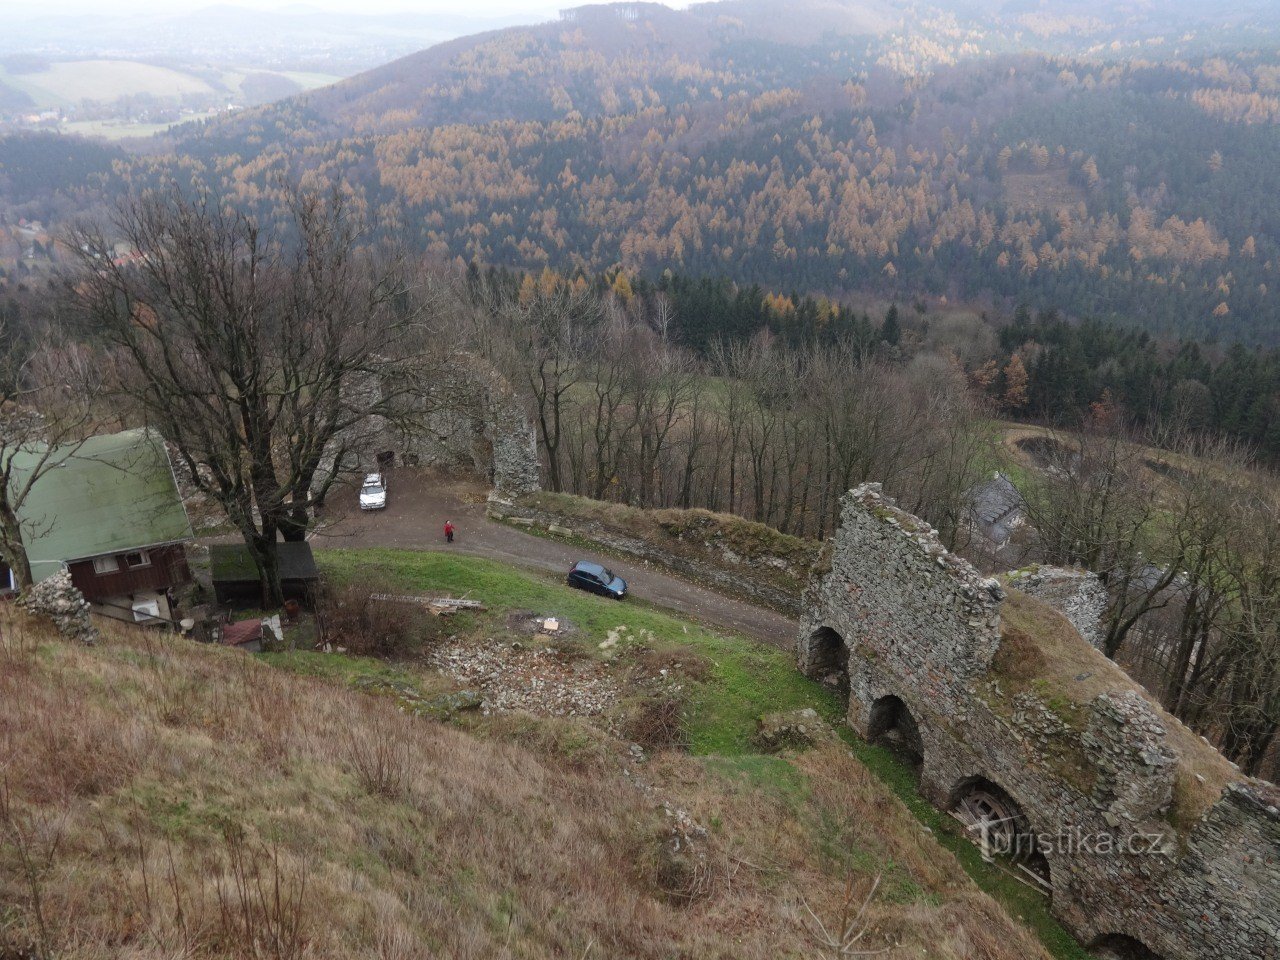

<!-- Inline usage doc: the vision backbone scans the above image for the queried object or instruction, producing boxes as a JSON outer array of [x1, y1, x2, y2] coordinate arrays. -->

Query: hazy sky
[[23, 0, 626, 15]]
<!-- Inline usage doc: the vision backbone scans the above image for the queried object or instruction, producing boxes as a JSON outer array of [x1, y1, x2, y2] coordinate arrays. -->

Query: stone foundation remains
[[798, 484, 1280, 960]]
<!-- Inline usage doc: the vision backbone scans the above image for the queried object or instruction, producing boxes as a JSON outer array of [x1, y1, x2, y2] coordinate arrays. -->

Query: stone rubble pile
[[352, 676, 484, 720], [431, 640, 620, 718], [19, 570, 98, 645], [754, 708, 836, 752]]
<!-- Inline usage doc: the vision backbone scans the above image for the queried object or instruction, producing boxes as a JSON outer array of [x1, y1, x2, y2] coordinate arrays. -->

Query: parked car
[[567, 560, 627, 599], [359, 472, 388, 510]]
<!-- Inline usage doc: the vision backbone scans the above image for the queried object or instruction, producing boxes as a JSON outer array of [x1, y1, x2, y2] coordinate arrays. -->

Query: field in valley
[[0, 60, 215, 107], [0, 59, 342, 116]]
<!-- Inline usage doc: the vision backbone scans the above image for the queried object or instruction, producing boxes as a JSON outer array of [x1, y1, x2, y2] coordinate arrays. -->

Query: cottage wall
[[800, 483, 1280, 960], [68, 543, 191, 604]]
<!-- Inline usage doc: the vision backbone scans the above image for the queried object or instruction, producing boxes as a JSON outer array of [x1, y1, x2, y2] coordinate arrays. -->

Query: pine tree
[[881, 304, 901, 345]]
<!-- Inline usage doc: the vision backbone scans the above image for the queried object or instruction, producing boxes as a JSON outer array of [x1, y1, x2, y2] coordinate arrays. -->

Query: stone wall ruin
[[798, 483, 1280, 960], [321, 354, 540, 501]]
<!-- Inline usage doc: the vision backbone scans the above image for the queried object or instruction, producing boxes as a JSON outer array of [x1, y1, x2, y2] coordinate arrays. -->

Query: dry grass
[[0, 607, 1055, 960]]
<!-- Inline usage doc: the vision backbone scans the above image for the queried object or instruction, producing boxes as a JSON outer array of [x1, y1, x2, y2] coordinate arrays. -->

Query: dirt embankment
[[491, 491, 821, 618]]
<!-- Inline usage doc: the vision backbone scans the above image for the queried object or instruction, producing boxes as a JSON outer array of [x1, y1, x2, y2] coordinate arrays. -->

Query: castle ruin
[[798, 484, 1280, 960], [322, 354, 540, 501]]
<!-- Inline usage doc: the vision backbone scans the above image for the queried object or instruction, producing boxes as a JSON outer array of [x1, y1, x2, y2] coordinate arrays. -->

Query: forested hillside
[[8, 0, 1280, 342]]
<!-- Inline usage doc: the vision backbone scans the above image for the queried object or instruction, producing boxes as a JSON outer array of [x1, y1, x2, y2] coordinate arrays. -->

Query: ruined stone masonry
[[319, 354, 540, 501], [798, 483, 1280, 960], [1008, 565, 1109, 650]]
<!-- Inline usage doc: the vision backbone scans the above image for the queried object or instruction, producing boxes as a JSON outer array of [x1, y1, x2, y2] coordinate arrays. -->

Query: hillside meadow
[[0, 549, 1069, 960]]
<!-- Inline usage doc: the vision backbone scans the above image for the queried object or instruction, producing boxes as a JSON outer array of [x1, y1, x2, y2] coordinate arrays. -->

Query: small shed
[[211, 542, 320, 606], [218, 618, 265, 653]]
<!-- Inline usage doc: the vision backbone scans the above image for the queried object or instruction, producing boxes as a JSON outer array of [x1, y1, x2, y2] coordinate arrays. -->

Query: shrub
[[624, 695, 689, 753], [320, 578, 441, 657], [342, 707, 417, 801]]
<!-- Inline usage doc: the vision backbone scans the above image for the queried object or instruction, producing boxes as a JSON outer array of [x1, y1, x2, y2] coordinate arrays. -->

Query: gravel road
[[309, 470, 800, 649]]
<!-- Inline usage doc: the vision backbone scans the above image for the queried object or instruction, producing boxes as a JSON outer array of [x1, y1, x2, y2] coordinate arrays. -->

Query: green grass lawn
[[283, 547, 1086, 959], [313, 547, 830, 754]]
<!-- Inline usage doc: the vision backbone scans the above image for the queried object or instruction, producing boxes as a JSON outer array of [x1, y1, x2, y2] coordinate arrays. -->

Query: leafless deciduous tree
[[1019, 422, 1280, 776], [66, 187, 434, 605], [0, 320, 97, 589], [493, 278, 598, 493]]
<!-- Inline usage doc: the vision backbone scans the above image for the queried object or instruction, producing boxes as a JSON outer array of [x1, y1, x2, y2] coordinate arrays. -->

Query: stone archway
[[1088, 935, 1165, 960], [803, 625, 849, 697], [948, 776, 1051, 891], [866, 694, 924, 770]]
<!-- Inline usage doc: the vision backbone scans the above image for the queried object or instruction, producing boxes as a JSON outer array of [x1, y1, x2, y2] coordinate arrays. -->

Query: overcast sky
[[22, 0, 637, 15]]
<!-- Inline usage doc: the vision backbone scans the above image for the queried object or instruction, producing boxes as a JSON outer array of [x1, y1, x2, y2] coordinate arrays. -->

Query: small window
[[123, 551, 151, 569], [93, 555, 120, 575]]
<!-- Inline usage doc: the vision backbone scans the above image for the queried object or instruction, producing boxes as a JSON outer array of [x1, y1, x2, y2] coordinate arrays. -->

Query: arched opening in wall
[[866, 695, 924, 773], [806, 626, 848, 698], [948, 776, 1052, 894], [1088, 934, 1166, 960]]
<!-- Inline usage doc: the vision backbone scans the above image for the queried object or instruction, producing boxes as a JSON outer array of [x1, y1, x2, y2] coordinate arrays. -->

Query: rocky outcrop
[[799, 483, 1280, 960], [20, 570, 98, 645], [754, 708, 836, 752]]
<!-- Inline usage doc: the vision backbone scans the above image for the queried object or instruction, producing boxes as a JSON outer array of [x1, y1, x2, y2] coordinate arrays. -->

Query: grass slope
[[0, 550, 1072, 959]]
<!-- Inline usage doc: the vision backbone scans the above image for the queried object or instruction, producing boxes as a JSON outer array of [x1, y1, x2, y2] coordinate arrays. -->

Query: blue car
[[567, 560, 628, 599]]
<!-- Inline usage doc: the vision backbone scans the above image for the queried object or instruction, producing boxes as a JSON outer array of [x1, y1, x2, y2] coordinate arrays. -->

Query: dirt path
[[309, 470, 800, 649]]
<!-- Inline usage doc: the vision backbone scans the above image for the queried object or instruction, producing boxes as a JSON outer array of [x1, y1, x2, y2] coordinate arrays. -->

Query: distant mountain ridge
[[61, 1, 1280, 344]]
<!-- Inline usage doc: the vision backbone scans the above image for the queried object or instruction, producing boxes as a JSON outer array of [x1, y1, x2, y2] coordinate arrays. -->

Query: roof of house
[[967, 471, 1024, 543], [211, 542, 320, 584], [12, 428, 193, 582]]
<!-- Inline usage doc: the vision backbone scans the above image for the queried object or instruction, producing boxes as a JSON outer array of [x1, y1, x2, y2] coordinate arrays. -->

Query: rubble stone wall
[[799, 483, 1280, 960], [20, 570, 99, 645], [1007, 565, 1108, 649]]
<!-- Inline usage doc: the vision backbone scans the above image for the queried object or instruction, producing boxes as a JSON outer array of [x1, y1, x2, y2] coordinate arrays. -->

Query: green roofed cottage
[[7, 428, 193, 623]]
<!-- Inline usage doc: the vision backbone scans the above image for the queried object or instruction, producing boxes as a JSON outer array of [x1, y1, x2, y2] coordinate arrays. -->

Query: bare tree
[[794, 872, 888, 958], [0, 318, 97, 589], [497, 279, 597, 493], [66, 186, 433, 605]]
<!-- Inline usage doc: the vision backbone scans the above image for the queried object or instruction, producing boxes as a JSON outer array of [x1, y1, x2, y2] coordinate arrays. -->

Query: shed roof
[[211, 542, 320, 584], [220, 619, 264, 648], [12, 428, 193, 582]]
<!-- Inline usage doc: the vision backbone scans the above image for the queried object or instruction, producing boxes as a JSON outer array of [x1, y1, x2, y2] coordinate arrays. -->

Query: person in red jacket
[[444, 520, 455, 544]]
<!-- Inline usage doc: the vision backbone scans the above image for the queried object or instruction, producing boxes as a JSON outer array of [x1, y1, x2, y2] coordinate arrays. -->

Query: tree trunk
[[245, 529, 284, 609], [0, 505, 33, 590], [280, 505, 309, 543]]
